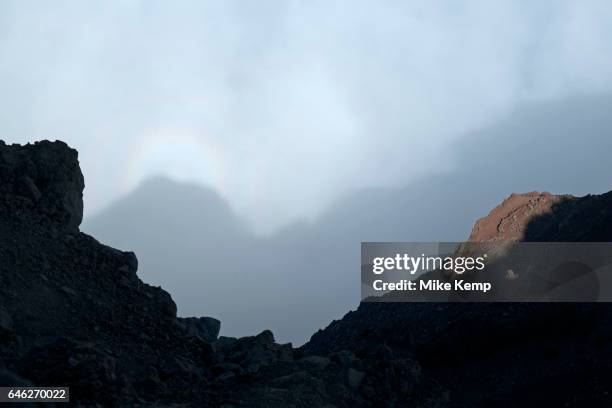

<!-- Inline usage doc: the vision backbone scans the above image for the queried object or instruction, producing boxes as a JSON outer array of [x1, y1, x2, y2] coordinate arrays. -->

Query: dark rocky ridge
[[2, 140, 612, 407], [0, 142, 445, 406], [0, 141, 215, 405], [0, 140, 84, 231], [304, 191, 612, 407]]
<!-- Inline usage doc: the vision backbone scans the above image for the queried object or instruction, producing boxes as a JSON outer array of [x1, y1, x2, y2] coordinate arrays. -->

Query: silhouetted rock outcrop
[[0, 141, 448, 406], [0, 141, 215, 405], [179, 316, 221, 343], [0, 140, 84, 231], [304, 191, 612, 407]]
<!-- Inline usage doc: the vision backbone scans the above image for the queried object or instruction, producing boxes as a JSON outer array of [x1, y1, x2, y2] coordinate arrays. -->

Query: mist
[[1, 1, 612, 232], [85, 92, 612, 344], [2, 1, 612, 344]]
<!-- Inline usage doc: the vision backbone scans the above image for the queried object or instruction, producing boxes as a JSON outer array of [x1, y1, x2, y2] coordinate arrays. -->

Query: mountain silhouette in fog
[[83, 177, 266, 336], [88, 176, 248, 244], [85, 92, 612, 345]]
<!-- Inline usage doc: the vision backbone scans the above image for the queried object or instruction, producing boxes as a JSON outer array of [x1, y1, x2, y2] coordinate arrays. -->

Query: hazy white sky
[[1, 0, 612, 232]]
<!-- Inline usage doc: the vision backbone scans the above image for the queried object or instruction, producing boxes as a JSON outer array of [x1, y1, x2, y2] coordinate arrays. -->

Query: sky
[[1, 0, 612, 232]]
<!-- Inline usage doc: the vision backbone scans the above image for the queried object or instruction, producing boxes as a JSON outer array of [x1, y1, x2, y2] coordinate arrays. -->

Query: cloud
[[1, 0, 611, 231]]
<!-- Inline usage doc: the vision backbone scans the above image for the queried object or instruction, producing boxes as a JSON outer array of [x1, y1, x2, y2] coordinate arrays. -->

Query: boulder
[[19, 337, 125, 405], [0, 140, 84, 231], [212, 330, 293, 377], [347, 368, 365, 389], [179, 317, 221, 343]]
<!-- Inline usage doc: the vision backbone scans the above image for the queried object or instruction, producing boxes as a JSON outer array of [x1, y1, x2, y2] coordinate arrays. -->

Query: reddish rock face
[[468, 192, 572, 243]]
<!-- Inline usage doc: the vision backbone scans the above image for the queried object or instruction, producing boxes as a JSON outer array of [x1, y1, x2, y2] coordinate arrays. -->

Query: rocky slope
[[0, 141, 218, 405], [304, 190, 612, 407], [468, 190, 612, 243], [0, 141, 446, 407]]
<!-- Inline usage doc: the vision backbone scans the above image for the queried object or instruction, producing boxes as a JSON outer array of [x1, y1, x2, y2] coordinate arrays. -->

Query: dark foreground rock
[[179, 317, 221, 344], [0, 141, 215, 406], [0, 141, 447, 407], [304, 191, 612, 407]]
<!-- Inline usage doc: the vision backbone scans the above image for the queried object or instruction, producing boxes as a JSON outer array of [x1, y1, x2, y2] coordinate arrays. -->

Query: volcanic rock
[[0, 140, 448, 407], [0, 140, 84, 231], [179, 316, 221, 343], [304, 191, 612, 407]]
